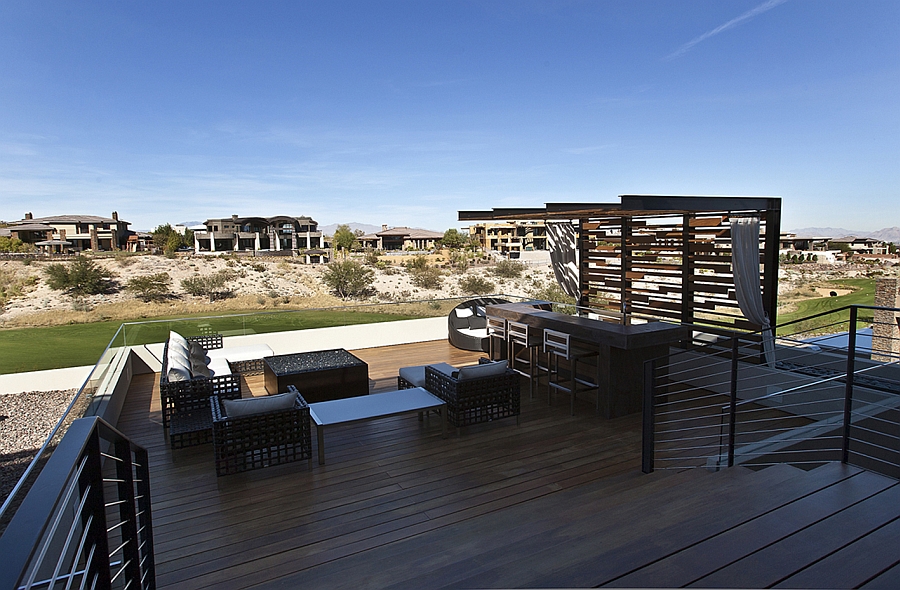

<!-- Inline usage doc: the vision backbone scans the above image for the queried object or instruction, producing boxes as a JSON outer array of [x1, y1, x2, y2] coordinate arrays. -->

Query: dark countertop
[[485, 302, 690, 349], [266, 349, 367, 375]]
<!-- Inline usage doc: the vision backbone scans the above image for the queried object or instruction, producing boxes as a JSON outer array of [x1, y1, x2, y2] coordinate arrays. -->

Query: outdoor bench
[[160, 332, 273, 447]]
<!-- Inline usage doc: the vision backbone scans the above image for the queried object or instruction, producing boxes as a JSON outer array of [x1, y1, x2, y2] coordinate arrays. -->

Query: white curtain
[[730, 217, 775, 366], [546, 221, 580, 301]]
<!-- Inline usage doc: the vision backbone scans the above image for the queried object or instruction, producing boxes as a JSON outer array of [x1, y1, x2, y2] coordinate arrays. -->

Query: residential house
[[357, 225, 444, 251], [829, 235, 891, 256], [464, 220, 547, 253], [193, 214, 327, 262], [5, 212, 131, 253]]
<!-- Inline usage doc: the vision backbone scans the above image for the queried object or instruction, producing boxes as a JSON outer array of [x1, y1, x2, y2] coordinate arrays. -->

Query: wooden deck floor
[[119, 340, 645, 589]]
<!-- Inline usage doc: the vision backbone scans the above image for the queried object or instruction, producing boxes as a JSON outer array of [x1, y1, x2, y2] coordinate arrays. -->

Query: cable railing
[[643, 305, 900, 479], [0, 417, 154, 590]]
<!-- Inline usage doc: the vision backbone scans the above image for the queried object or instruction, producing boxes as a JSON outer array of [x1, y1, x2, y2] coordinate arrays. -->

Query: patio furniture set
[[159, 330, 521, 475]]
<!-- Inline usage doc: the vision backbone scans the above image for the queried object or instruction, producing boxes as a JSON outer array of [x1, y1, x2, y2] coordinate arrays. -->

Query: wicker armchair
[[160, 335, 241, 448], [211, 385, 312, 476], [424, 358, 520, 430]]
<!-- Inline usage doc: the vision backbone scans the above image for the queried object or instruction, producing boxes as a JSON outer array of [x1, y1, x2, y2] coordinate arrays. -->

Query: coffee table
[[264, 349, 369, 403], [309, 387, 447, 465]]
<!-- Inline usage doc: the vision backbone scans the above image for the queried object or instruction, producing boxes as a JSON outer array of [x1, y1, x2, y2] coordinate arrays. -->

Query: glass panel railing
[[0, 324, 125, 533], [120, 295, 532, 346]]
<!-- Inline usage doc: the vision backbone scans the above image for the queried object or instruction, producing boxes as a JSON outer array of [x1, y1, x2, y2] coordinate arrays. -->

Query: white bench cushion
[[207, 344, 274, 363]]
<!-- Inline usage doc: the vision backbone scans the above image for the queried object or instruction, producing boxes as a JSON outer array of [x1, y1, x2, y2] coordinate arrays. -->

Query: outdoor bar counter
[[486, 302, 690, 418]]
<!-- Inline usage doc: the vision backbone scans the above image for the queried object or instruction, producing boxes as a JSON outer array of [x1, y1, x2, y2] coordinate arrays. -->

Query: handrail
[[0, 416, 154, 590], [643, 304, 900, 477]]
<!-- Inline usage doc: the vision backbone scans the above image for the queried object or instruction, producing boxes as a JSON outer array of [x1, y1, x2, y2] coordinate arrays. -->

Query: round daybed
[[448, 297, 509, 352]]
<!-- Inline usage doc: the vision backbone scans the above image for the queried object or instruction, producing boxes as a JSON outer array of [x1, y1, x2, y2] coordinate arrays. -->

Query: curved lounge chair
[[447, 297, 509, 352]]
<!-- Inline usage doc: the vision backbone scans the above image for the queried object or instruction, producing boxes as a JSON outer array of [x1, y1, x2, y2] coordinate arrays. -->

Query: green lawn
[[0, 309, 422, 374], [776, 278, 876, 336]]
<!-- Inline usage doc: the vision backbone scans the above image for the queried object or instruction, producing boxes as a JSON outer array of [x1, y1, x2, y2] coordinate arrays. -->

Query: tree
[[152, 224, 192, 254], [332, 224, 358, 257], [126, 273, 172, 302], [0, 236, 33, 253], [441, 228, 467, 249], [44, 256, 114, 296], [322, 260, 374, 298]]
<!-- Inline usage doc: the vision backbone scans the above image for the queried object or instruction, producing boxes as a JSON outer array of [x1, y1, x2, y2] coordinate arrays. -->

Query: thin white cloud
[[665, 0, 789, 61]]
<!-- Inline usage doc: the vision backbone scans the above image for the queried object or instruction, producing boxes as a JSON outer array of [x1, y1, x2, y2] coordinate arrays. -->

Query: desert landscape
[[0, 251, 561, 328], [1, 251, 898, 330]]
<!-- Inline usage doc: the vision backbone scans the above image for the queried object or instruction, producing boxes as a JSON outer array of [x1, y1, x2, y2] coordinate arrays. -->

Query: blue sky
[[1, 1, 897, 232]]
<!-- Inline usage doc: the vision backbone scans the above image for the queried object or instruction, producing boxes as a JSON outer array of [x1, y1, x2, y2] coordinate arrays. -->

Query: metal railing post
[[728, 336, 739, 468], [642, 358, 656, 473], [842, 305, 858, 463]]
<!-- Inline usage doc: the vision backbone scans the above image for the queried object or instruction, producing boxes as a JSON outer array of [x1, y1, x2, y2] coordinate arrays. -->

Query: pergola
[[459, 195, 782, 333]]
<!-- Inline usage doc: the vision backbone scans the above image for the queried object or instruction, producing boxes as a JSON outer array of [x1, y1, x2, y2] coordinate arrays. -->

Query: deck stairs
[[290, 462, 900, 589]]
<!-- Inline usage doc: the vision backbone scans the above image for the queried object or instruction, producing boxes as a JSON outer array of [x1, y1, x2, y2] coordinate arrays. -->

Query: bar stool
[[486, 316, 507, 361], [507, 321, 544, 399], [544, 328, 601, 415]]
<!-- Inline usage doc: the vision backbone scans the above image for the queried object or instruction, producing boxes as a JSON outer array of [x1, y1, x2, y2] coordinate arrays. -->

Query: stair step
[[611, 469, 897, 588]]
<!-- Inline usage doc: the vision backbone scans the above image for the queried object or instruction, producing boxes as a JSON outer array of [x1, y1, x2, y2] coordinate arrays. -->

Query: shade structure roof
[[458, 195, 781, 222]]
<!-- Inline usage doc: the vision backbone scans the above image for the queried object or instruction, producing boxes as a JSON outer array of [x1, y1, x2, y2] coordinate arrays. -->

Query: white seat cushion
[[457, 328, 488, 338], [208, 357, 232, 377]]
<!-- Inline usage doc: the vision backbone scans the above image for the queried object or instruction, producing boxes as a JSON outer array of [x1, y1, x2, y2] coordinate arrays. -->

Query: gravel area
[[0, 389, 77, 505]]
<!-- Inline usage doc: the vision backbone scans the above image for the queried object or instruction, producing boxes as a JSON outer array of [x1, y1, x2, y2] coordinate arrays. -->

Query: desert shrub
[[491, 259, 526, 278], [115, 250, 137, 267], [405, 255, 430, 272], [410, 266, 444, 289], [126, 273, 172, 302], [530, 282, 576, 305], [44, 256, 114, 296], [449, 250, 470, 273], [0, 269, 37, 308], [249, 262, 266, 272], [459, 274, 496, 295], [180, 270, 233, 302], [364, 248, 382, 266], [322, 260, 374, 299]]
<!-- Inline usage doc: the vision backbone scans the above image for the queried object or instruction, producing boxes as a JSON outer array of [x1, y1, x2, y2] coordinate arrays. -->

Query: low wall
[[0, 366, 94, 396]]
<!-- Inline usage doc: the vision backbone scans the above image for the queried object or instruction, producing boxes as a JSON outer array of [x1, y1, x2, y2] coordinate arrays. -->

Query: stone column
[[872, 278, 900, 362], [90, 227, 99, 250]]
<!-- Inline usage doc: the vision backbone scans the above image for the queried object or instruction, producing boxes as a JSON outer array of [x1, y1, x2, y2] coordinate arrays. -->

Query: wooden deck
[[117, 340, 900, 589]]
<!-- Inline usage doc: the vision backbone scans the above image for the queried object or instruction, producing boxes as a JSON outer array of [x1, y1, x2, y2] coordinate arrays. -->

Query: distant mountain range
[[789, 226, 900, 244]]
